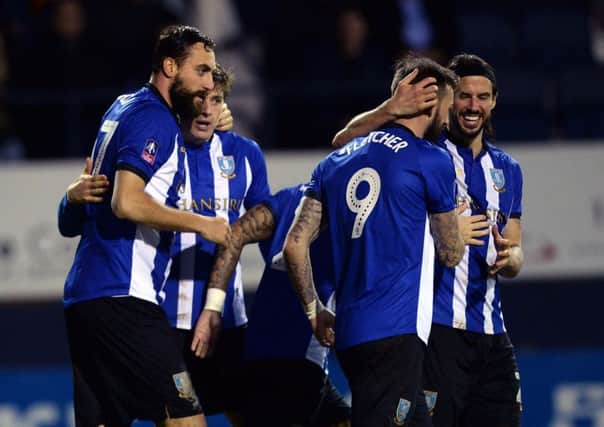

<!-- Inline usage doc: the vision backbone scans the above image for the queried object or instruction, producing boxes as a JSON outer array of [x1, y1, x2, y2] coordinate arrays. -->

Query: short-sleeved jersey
[[307, 125, 456, 350], [433, 135, 523, 335], [161, 131, 270, 330], [63, 84, 186, 307], [244, 185, 335, 371]]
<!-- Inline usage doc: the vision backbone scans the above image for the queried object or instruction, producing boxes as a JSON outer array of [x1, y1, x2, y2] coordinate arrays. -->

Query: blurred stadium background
[[1, 0, 604, 426]]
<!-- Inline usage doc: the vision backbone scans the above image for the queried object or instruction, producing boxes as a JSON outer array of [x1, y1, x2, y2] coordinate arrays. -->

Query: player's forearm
[[207, 225, 245, 292], [332, 101, 395, 147], [498, 245, 524, 278], [284, 198, 323, 308], [436, 233, 464, 267], [112, 190, 208, 233], [207, 203, 275, 291], [284, 241, 316, 307], [431, 211, 465, 267]]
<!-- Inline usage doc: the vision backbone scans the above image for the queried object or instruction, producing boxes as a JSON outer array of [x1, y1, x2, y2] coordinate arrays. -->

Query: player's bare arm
[[66, 157, 110, 204], [209, 203, 276, 293], [430, 209, 465, 267], [112, 169, 231, 245], [191, 203, 276, 358], [284, 197, 323, 322], [332, 68, 438, 147], [489, 218, 523, 278]]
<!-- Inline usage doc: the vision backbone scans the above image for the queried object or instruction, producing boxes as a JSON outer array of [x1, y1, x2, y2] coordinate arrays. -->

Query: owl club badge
[[217, 155, 236, 179], [490, 168, 505, 192]]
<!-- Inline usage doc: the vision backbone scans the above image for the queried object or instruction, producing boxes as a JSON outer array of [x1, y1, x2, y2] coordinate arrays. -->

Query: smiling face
[[451, 75, 497, 145], [182, 85, 224, 144]]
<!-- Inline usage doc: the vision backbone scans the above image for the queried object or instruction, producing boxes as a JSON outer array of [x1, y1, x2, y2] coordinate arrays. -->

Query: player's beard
[[424, 113, 446, 143], [449, 109, 487, 147], [170, 76, 204, 118]]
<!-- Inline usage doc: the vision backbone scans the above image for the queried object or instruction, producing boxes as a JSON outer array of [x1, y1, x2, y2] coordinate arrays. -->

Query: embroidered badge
[[490, 168, 506, 192], [141, 139, 159, 165], [424, 390, 438, 415], [172, 371, 200, 408], [217, 155, 236, 179], [394, 398, 411, 425]]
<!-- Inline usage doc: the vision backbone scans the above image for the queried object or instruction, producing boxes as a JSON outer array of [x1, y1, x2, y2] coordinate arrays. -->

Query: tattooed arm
[[207, 203, 276, 293], [283, 197, 323, 322], [191, 203, 275, 358], [430, 209, 465, 267]]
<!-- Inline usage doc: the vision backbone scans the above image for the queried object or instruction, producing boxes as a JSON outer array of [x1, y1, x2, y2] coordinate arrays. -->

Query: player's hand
[[66, 157, 110, 204], [216, 102, 233, 131], [330, 421, 351, 427], [314, 308, 335, 348], [384, 68, 438, 117], [457, 202, 489, 246], [191, 309, 222, 358], [488, 226, 512, 276], [197, 216, 232, 246]]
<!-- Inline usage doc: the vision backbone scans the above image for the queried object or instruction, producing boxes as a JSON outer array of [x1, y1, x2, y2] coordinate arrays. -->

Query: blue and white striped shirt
[[433, 136, 523, 335], [63, 84, 186, 307], [161, 131, 270, 330]]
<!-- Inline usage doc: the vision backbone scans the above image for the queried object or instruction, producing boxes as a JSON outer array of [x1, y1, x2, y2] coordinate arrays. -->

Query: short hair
[[151, 25, 215, 73], [391, 53, 459, 97], [212, 64, 234, 99], [447, 53, 497, 97]]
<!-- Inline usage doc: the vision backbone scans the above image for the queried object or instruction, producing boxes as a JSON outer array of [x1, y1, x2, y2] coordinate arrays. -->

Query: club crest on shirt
[[141, 139, 159, 165], [490, 168, 505, 192], [217, 155, 236, 179], [394, 398, 411, 425], [172, 371, 200, 407], [424, 390, 438, 415]]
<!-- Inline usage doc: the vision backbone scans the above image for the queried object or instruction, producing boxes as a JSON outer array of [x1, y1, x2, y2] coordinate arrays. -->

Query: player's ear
[[162, 57, 177, 78]]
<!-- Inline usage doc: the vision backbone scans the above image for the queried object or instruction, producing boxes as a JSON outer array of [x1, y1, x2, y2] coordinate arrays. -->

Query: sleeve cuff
[[116, 163, 150, 183]]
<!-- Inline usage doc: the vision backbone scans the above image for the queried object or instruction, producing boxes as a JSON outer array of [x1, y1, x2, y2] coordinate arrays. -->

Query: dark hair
[[391, 53, 459, 98], [447, 53, 497, 97], [212, 64, 234, 99], [151, 25, 215, 73], [447, 53, 497, 140]]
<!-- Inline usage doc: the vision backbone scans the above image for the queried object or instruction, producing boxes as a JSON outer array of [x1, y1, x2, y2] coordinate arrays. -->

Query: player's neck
[[393, 117, 426, 139], [149, 74, 173, 109], [450, 127, 485, 159], [468, 135, 484, 158], [186, 137, 211, 147]]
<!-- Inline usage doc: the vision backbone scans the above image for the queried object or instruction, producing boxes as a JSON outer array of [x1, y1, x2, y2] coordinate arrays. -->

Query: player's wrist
[[66, 187, 77, 204], [204, 288, 226, 313], [381, 98, 401, 119], [304, 299, 318, 320]]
